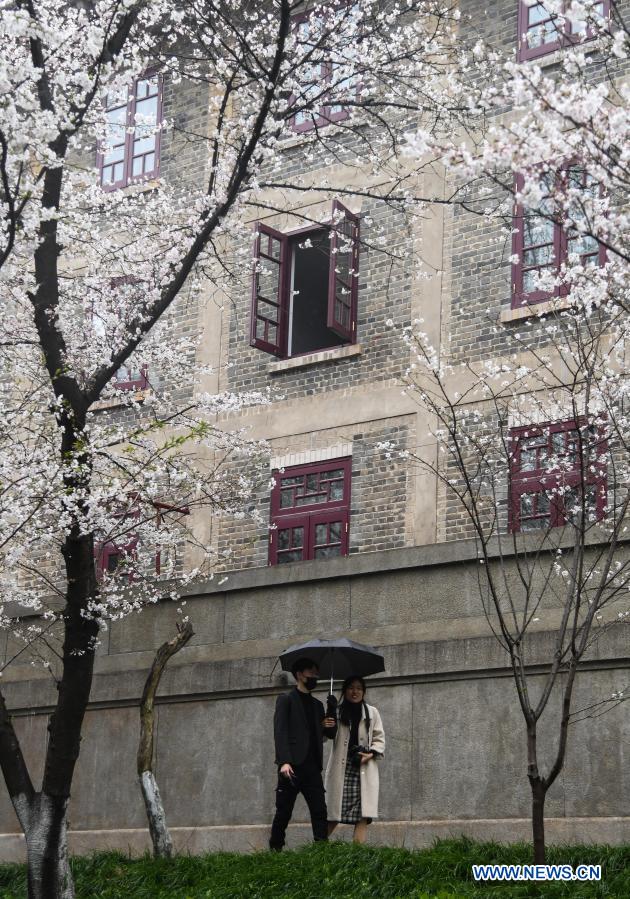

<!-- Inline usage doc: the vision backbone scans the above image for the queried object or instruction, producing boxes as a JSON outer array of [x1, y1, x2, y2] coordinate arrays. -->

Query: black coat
[[273, 687, 337, 769]]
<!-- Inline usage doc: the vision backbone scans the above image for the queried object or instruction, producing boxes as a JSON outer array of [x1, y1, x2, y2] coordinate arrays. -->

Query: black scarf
[[340, 700, 363, 747]]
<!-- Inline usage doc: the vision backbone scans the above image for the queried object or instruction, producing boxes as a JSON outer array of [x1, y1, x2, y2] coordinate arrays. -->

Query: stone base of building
[[0, 817, 629, 863]]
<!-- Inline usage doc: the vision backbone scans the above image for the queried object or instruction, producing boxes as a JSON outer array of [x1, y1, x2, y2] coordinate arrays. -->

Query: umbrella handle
[[330, 648, 334, 696]]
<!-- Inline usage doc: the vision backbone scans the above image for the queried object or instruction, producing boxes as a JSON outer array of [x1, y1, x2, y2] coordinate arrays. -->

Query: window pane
[[267, 236, 282, 260], [134, 95, 158, 129], [320, 469, 344, 479], [259, 265, 280, 301], [329, 480, 343, 500], [277, 549, 303, 564], [295, 493, 326, 505], [521, 516, 549, 531], [280, 489, 293, 508], [135, 78, 157, 99], [306, 474, 318, 492], [528, 18, 559, 48], [314, 545, 342, 559], [568, 233, 598, 257], [523, 245, 554, 268], [106, 552, 121, 573], [520, 493, 534, 516], [523, 215, 554, 248], [330, 521, 342, 542], [132, 156, 143, 176], [335, 298, 350, 327], [315, 523, 327, 545], [133, 135, 157, 156], [256, 299, 277, 323], [528, 3, 549, 25], [278, 529, 290, 550], [104, 144, 125, 166], [335, 250, 352, 283], [105, 103, 127, 131], [293, 527, 304, 548], [523, 269, 546, 294], [520, 436, 545, 470]]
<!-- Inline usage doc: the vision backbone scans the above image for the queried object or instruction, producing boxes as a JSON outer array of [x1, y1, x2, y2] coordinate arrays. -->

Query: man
[[269, 657, 337, 850]]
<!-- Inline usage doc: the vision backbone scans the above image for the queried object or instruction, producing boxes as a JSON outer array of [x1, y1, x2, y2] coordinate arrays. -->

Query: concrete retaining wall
[[0, 540, 628, 860]]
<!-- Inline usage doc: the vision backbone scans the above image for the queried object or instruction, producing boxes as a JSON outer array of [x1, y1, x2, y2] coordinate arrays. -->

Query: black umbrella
[[279, 637, 385, 694]]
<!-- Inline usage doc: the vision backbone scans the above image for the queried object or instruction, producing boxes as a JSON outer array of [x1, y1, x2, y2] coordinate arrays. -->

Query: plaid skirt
[[340, 760, 362, 824]]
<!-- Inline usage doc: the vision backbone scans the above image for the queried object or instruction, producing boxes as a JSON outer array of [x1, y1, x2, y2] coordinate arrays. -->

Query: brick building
[[0, 1, 628, 859]]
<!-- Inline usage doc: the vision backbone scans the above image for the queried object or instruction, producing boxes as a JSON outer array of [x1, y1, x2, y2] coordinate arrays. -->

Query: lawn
[[0, 839, 628, 898]]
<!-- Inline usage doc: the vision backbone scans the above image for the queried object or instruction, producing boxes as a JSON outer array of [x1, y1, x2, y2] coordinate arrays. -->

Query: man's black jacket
[[274, 687, 337, 769]]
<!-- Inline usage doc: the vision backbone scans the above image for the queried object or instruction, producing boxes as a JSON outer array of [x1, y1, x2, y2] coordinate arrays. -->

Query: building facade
[[0, 0, 628, 859]]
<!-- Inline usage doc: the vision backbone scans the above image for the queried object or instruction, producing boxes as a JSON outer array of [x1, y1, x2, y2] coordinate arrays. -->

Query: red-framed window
[[95, 499, 140, 582], [95, 499, 189, 580], [509, 419, 607, 532], [113, 363, 149, 392], [517, 0, 610, 62], [511, 166, 605, 308], [153, 500, 190, 577], [98, 73, 162, 190], [269, 457, 351, 565], [251, 199, 360, 358], [290, 9, 354, 133], [91, 278, 149, 391]]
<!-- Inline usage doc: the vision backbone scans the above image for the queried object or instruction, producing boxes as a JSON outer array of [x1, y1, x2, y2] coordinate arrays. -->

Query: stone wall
[[0, 539, 628, 860]]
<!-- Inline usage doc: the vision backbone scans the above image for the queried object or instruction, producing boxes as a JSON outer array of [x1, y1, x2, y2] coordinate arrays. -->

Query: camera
[[348, 744, 369, 768]]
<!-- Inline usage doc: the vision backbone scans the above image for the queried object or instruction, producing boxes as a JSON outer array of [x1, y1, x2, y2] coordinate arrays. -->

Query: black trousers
[[269, 759, 328, 849]]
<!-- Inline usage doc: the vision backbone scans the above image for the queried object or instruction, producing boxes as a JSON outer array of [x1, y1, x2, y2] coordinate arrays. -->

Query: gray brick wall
[[215, 417, 413, 571]]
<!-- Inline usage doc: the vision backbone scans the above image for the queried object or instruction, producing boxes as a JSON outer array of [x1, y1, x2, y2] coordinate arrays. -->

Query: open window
[[250, 200, 360, 358]]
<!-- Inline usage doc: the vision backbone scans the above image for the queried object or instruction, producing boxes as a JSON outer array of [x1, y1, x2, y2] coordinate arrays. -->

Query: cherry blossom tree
[[0, 1, 465, 895]]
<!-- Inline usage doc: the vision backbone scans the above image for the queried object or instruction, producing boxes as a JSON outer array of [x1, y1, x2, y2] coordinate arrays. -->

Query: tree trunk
[[531, 780, 547, 865], [24, 794, 74, 899], [139, 770, 172, 858], [138, 621, 193, 858]]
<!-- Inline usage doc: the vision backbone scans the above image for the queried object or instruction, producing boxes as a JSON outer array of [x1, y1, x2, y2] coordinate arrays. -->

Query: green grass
[[0, 839, 628, 898]]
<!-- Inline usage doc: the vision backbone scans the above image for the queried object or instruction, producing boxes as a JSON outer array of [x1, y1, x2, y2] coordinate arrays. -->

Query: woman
[[325, 676, 385, 844]]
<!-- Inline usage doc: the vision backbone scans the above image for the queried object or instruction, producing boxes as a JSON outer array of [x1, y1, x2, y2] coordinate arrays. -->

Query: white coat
[[324, 702, 385, 822]]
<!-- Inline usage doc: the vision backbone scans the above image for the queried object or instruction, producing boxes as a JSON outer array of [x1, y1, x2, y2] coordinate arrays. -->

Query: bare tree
[[138, 621, 194, 859], [397, 294, 629, 862]]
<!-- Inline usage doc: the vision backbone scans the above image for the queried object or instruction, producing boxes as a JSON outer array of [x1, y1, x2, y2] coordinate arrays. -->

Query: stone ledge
[[1, 817, 629, 862], [500, 297, 573, 323], [89, 389, 149, 412], [267, 344, 362, 374], [176, 528, 628, 600], [525, 41, 600, 72]]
